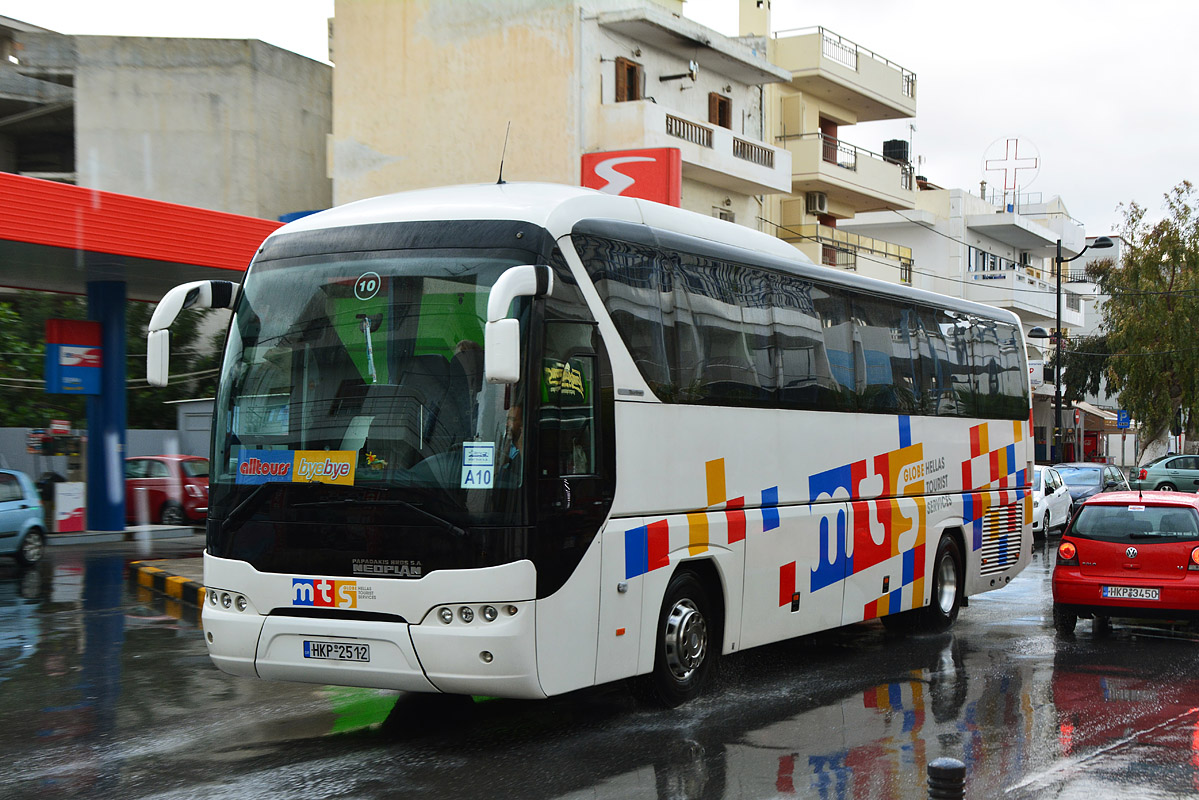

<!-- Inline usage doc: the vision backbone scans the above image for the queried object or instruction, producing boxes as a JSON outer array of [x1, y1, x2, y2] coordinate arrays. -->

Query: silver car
[[0, 469, 46, 565]]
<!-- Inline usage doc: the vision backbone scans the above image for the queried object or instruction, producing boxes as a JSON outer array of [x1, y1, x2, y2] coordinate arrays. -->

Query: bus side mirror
[[484, 265, 553, 384], [147, 279, 239, 386]]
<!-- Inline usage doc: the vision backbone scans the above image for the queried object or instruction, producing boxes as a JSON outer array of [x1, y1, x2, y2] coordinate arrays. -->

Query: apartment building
[[329, 0, 792, 223], [737, 1, 917, 283]]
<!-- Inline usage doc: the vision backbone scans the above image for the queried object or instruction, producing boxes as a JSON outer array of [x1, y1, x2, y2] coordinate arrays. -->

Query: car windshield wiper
[[292, 497, 466, 538]]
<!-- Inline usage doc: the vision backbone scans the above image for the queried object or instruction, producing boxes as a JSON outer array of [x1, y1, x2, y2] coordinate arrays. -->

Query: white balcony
[[785, 133, 915, 213], [962, 269, 1084, 330], [593, 101, 791, 196], [772, 27, 916, 122]]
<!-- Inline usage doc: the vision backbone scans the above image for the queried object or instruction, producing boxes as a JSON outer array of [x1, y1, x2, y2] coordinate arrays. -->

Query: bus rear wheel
[[912, 535, 962, 633], [639, 570, 718, 707]]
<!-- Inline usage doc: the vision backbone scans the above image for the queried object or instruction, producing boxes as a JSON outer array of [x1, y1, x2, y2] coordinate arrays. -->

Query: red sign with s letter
[[580, 148, 681, 207]]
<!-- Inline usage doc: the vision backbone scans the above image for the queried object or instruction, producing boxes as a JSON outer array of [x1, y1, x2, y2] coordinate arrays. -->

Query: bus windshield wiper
[[220, 481, 289, 534], [292, 497, 467, 538]]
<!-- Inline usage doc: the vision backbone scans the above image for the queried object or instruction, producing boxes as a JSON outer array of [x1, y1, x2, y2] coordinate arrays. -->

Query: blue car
[[0, 469, 45, 565]]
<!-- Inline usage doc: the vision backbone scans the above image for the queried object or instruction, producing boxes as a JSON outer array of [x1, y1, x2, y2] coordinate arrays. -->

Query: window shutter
[[615, 57, 629, 102]]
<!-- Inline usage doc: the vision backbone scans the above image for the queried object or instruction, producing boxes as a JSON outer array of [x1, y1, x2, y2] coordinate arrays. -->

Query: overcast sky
[[3, 0, 1193, 235]]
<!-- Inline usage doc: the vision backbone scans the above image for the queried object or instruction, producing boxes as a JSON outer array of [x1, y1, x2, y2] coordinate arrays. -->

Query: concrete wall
[[73, 36, 331, 221], [331, 0, 581, 204]]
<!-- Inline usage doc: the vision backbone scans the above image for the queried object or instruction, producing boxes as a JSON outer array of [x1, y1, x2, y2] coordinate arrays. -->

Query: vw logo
[[1126, 546, 1138, 559]]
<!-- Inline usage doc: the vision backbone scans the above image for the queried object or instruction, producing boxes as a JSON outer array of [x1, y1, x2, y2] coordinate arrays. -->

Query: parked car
[[0, 469, 45, 565], [125, 455, 209, 526], [1053, 491, 1199, 634], [1032, 465, 1073, 537], [1132, 454, 1199, 493], [1053, 462, 1129, 505]]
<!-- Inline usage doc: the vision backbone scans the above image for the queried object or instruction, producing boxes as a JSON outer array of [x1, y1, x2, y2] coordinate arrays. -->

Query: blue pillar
[[86, 281, 126, 531]]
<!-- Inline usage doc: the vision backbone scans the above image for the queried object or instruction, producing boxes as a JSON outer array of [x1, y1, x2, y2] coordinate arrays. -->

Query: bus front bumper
[[203, 600, 545, 699]]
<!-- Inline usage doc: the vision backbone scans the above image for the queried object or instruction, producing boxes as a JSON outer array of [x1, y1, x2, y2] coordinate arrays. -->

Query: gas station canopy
[[0, 172, 282, 301], [0, 172, 284, 531]]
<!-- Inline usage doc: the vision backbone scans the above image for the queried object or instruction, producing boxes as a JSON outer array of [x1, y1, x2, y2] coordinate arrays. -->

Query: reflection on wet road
[[2, 539, 1198, 799]]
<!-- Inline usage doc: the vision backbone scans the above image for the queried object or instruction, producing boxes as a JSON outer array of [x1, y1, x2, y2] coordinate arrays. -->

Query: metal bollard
[[927, 757, 966, 800]]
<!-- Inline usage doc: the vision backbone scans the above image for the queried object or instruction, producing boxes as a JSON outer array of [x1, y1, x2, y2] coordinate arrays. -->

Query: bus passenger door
[[739, 501, 848, 650], [533, 320, 616, 695]]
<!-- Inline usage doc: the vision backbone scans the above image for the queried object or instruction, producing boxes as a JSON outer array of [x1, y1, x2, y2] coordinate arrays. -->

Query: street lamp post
[[1037, 236, 1113, 462]]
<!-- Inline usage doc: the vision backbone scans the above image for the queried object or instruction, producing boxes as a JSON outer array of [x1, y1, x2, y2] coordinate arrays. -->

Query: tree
[[1085, 181, 1199, 458], [1058, 331, 1112, 405], [0, 291, 220, 429]]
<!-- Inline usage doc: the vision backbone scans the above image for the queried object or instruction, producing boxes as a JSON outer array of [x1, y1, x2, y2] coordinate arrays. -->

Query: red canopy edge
[[0, 172, 284, 271]]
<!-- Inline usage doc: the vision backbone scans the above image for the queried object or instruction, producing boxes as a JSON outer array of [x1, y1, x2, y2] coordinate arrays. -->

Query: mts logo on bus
[[292, 578, 357, 609]]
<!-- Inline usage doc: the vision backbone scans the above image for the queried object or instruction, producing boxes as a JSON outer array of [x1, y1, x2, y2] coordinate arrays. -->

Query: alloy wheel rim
[[936, 552, 958, 614], [22, 531, 42, 562], [663, 598, 707, 680]]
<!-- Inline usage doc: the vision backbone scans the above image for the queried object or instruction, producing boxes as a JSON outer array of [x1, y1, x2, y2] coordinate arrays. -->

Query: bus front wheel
[[640, 570, 718, 707]]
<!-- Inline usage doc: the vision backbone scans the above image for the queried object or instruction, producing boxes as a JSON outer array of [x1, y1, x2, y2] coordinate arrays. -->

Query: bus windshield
[[211, 245, 533, 532]]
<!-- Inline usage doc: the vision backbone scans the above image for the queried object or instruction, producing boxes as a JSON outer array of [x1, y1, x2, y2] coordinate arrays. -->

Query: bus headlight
[[235, 595, 248, 612], [221, 592, 232, 609], [438, 607, 453, 624], [482, 605, 498, 622], [459, 606, 474, 623], [208, 589, 218, 606]]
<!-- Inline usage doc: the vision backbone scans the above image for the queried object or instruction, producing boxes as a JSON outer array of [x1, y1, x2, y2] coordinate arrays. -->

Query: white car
[[1032, 465, 1072, 537]]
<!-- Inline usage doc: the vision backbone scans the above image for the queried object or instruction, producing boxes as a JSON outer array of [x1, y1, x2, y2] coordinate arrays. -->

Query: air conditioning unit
[[806, 191, 829, 216]]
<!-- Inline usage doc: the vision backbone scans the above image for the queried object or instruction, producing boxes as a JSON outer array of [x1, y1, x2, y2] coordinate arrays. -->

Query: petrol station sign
[[45, 319, 102, 394]]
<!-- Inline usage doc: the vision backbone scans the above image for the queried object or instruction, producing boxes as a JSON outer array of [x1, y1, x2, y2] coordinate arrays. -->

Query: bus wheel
[[913, 535, 962, 633], [641, 571, 717, 707]]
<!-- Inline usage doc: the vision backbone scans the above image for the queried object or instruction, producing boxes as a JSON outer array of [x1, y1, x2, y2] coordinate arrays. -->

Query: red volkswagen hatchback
[[1052, 491, 1199, 634], [124, 455, 209, 526]]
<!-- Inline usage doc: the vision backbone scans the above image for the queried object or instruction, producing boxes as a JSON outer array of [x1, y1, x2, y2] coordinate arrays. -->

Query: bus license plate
[[303, 641, 370, 662], [1102, 586, 1159, 601]]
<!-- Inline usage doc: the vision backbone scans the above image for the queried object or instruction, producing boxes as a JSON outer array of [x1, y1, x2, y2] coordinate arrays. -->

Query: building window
[[708, 93, 732, 129], [713, 208, 735, 222], [614, 57, 643, 102]]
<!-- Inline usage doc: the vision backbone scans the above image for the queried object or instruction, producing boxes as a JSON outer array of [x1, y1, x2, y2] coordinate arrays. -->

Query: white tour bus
[[147, 183, 1032, 706]]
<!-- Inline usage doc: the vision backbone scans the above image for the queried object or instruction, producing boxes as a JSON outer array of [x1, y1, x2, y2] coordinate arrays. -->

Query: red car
[[1052, 490, 1199, 634], [124, 455, 209, 526]]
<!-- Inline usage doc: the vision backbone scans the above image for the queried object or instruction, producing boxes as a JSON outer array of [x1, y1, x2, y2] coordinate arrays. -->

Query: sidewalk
[[129, 555, 206, 607]]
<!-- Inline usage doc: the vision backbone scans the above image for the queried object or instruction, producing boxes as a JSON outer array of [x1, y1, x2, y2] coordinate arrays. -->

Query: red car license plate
[[1101, 586, 1160, 601], [303, 641, 370, 662]]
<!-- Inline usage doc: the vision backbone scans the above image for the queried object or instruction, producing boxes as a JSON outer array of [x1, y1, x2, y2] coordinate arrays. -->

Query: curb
[[129, 561, 206, 607]]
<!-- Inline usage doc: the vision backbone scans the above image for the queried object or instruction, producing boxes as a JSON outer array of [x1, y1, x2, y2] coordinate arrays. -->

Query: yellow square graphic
[[293, 450, 357, 485]]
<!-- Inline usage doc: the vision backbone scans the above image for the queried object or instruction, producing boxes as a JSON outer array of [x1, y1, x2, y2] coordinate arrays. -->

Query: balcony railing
[[665, 114, 712, 148], [778, 223, 913, 283], [775, 26, 916, 99], [783, 132, 914, 190], [733, 137, 774, 169]]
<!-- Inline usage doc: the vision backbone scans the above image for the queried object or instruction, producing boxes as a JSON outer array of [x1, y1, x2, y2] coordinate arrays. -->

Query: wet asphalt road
[[2, 536, 1198, 799]]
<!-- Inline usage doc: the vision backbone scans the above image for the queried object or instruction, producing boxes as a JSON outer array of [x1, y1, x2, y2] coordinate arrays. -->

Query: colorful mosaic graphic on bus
[[623, 417, 1028, 618], [623, 457, 777, 580], [960, 420, 1029, 551], [235, 449, 357, 486]]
